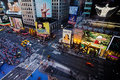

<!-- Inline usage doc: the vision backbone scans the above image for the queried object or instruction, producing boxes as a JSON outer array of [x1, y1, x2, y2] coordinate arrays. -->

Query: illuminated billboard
[[0, 15, 9, 23], [0, 1, 6, 14], [81, 31, 112, 49], [9, 17, 23, 30], [35, 0, 52, 17], [68, 14, 77, 25], [73, 29, 84, 44], [91, 0, 120, 19], [95, 4, 118, 17], [63, 29, 72, 44], [6, 0, 21, 15], [69, 6, 78, 15], [35, 22, 50, 35]]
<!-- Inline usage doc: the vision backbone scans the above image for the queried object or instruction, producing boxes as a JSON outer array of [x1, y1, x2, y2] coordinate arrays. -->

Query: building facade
[[52, 0, 70, 23], [20, 0, 36, 26], [49, 20, 59, 33]]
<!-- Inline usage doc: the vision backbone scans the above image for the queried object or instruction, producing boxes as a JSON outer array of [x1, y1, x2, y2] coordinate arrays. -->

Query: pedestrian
[[37, 77, 41, 80], [1, 71, 5, 74], [69, 70, 73, 79], [30, 74, 33, 77], [50, 69, 54, 76], [47, 55, 51, 61], [52, 60, 55, 66]]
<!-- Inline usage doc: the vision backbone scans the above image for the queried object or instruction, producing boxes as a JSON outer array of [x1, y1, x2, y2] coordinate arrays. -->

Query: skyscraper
[[52, 0, 70, 23], [20, 0, 36, 26]]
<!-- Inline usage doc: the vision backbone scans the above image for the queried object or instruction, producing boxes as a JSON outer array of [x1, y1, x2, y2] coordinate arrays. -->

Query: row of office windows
[[21, 3, 32, 6], [21, 0, 31, 2]]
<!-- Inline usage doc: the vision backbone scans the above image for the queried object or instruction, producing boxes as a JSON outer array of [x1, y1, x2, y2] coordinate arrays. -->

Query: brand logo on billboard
[[47, 13, 50, 15]]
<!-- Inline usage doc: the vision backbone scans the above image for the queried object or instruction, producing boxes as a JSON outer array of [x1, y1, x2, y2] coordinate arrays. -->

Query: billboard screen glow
[[35, 0, 52, 17]]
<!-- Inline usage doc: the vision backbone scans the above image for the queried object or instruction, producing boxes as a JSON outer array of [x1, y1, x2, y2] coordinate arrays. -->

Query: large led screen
[[68, 14, 77, 25], [35, 0, 52, 17], [91, 0, 120, 19], [35, 22, 50, 35], [9, 17, 23, 29], [5, 0, 21, 15], [69, 6, 78, 15], [63, 29, 72, 44], [81, 31, 112, 49], [73, 29, 84, 44], [0, 1, 6, 14]]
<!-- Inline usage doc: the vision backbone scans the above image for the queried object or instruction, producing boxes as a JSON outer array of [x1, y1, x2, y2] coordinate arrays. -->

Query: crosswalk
[[18, 53, 41, 71], [2, 53, 43, 80]]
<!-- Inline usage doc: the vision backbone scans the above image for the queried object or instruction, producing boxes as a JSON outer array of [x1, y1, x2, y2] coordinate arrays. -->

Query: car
[[0, 28, 4, 31], [86, 62, 94, 67]]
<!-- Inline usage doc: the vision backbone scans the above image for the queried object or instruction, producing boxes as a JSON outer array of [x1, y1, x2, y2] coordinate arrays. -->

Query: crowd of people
[[0, 37, 32, 66]]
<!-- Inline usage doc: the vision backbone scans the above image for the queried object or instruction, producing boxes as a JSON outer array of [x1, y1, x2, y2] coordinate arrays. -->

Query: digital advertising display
[[6, 0, 21, 15], [35, 22, 50, 35], [9, 17, 23, 29], [35, 0, 52, 17], [73, 29, 84, 44], [68, 15, 77, 25], [95, 4, 118, 17], [91, 0, 120, 20], [69, 15, 77, 22], [81, 31, 112, 49], [0, 15, 9, 23], [63, 29, 72, 44], [0, 1, 6, 14], [69, 6, 78, 15]]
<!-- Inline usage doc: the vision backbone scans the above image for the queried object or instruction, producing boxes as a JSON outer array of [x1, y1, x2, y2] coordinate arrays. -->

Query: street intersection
[[0, 27, 105, 80]]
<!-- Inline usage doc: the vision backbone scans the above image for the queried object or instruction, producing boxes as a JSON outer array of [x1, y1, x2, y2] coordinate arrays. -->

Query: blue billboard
[[69, 14, 77, 22], [35, 0, 52, 17], [69, 6, 78, 15]]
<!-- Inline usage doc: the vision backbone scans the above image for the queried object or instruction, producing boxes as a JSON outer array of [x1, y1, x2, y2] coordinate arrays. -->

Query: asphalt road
[[0, 27, 105, 80], [41, 30, 105, 80]]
